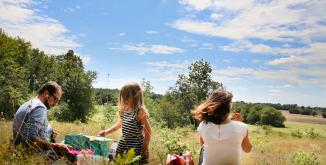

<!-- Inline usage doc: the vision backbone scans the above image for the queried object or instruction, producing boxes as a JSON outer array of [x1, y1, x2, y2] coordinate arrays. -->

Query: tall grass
[[1, 106, 326, 164]]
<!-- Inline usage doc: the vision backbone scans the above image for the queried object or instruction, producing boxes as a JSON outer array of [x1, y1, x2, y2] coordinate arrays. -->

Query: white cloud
[[174, 0, 326, 106], [146, 61, 188, 69], [221, 40, 326, 66], [178, 0, 213, 11], [119, 32, 126, 36], [145, 30, 159, 34], [200, 42, 214, 50], [173, 0, 326, 73], [145, 60, 191, 82], [175, 0, 326, 42], [268, 56, 308, 66], [214, 66, 326, 87], [210, 13, 223, 20], [64, 5, 81, 13], [0, 0, 81, 54], [111, 43, 185, 55]]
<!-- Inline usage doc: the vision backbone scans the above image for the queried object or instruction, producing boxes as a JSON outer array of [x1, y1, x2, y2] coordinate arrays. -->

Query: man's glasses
[[50, 93, 60, 103]]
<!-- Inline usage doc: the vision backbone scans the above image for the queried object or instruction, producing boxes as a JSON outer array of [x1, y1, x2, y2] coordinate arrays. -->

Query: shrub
[[49, 102, 70, 121], [114, 148, 141, 165], [260, 107, 285, 127], [291, 129, 305, 138], [322, 111, 326, 118], [261, 125, 273, 135], [246, 108, 260, 124], [311, 111, 317, 117], [104, 104, 118, 123], [306, 128, 320, 139], [289, 109, 300, 114], [300, 108, 312, 115], [159, 128, 189, 155], [291, 151, 320, 165]]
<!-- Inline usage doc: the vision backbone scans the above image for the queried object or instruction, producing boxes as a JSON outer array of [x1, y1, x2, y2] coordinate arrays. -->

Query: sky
[[1, 0, 326, 107]]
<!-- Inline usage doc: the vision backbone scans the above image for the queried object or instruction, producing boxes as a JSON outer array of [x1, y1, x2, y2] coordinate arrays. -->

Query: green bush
[[311, 111, 317, 117], [291, 129, 305, 138], [322, 111, 326, 118], [260, 107, 285, 127], [235, 103, 286, 127], [159, 128, 189, 155], [300, 109, 312, 115], [289, 109, 300, 114], [305, 128, 320, 139], [291, 151, 320, 165], [104, 104, 118, 123], [261, 125, 273, 135], [114, 148, 141, 165], [48, 102, 70, 121]]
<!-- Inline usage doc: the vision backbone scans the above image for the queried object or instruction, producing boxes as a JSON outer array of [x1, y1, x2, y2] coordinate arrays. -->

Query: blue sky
[[1, 0, 326, 107]]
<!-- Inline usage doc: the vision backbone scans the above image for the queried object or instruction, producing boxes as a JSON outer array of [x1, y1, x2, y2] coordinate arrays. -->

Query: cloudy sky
[[1, 0, 326, 107]]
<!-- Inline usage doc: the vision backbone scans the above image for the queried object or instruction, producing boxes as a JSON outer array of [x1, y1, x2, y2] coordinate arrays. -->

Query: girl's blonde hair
[[119, 82, 148, 115], [192, 88, 233, 124]]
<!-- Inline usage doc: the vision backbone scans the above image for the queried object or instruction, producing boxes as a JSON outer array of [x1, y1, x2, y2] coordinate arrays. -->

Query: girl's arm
[[98, 116, 122, 136], [241, 130, 252, 153], [140, 111, 151, 158]]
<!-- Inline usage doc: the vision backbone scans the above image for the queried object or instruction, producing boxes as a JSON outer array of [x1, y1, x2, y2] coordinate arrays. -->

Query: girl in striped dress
[[98, 82, 152, 164]]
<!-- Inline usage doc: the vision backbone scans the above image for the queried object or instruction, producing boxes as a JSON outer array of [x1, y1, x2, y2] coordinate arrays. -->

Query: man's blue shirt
[[13, 98, 48, 145]]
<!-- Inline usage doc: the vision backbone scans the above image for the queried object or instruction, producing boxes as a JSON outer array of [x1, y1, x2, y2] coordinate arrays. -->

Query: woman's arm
[[241, 130, 252, 153], [200, 136, 204, 147], [98, 116, 122, 136]]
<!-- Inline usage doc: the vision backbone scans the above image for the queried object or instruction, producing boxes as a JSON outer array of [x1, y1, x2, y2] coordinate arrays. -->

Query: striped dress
[[116, 110, 149, 164]]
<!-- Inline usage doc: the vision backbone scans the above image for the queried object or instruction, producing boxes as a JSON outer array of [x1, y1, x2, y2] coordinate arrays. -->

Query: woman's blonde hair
[[119, 82, 148, 115], [192, 88, 233, 124]]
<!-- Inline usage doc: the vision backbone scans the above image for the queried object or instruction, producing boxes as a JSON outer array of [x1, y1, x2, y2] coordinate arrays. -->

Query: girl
[[98, 82, 152, 164], [193, 88, 252, 165]]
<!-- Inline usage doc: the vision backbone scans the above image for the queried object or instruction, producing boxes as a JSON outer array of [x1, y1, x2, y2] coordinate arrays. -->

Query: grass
[[1, 107, 326, 164]]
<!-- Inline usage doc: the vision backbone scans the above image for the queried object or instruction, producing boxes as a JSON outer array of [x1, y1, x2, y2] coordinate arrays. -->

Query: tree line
[[1, 29, 292, 127], [261, 103, 326, 118]]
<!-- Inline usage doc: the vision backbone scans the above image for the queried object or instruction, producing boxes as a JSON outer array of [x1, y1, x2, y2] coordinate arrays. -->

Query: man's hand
[[233, 113, 244, 122], [52, 130, 59, 139], [51, 143, 72, 155]]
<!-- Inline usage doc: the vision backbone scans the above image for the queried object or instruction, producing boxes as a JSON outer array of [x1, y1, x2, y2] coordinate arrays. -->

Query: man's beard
[[44, 97, 51, 109]]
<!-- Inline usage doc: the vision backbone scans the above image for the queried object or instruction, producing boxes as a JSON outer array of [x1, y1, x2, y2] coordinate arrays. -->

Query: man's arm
[[25, 107, 71, 153]]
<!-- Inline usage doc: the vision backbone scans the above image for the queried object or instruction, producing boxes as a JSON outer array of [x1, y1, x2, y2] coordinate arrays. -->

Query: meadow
[[1, 106, 325, 165]]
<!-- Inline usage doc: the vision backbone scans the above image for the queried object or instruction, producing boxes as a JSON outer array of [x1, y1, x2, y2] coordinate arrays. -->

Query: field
[[281, 110, 326, 125], [1, 108, 326, 164]]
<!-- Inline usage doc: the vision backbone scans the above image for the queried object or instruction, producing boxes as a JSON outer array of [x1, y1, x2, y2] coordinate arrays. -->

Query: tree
[[0, 30, 31, 119], [52, 50, 97, 122], [27, 49, 56, 92], [169, 60, 223, 127]]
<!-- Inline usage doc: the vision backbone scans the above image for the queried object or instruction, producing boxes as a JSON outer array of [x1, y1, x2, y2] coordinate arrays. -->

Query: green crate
[[64, 134, 112, 157]]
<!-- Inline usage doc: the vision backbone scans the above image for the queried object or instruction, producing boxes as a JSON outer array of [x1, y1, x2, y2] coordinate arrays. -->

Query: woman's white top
[[197, 120, 248, 165]]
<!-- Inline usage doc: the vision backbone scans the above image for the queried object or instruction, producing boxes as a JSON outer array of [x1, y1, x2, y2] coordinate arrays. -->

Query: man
[[13, 81, 71, 157]]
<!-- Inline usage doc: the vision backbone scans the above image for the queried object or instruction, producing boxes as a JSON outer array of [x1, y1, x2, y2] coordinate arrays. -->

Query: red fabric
[[166, 151, 194, 165]]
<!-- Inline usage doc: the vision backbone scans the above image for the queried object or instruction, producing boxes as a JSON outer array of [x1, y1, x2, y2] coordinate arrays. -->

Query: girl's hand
[[233, 113, 244, 122], [141, 147, 148, 158], [98, 130, 106, 137]]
